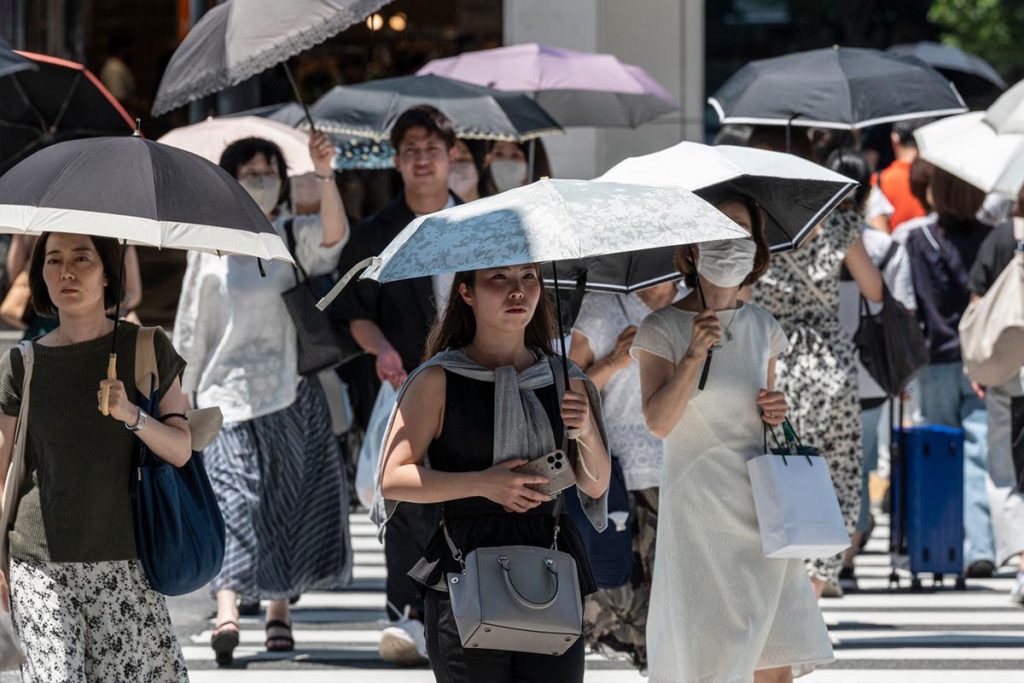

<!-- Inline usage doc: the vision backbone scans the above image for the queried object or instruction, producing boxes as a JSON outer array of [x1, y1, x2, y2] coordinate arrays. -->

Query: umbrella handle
[[100, 354, 117, 416]]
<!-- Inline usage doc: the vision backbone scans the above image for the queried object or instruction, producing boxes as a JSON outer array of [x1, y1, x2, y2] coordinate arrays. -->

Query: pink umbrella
[[418, 43, 677, 128]]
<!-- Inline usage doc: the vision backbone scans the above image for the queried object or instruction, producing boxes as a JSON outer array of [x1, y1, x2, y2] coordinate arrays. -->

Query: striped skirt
[[206, 378, 352, 598]]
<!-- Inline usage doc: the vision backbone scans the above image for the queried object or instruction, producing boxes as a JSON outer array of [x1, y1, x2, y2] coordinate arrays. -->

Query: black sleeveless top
[[408, 370, 597, 595]]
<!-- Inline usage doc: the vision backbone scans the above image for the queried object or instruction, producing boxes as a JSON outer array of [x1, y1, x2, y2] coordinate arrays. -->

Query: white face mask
[[448, 161, 479, 199], [696, 238, 757, 288], [490, 158, 528, 192], [239, 176, 282, 215]]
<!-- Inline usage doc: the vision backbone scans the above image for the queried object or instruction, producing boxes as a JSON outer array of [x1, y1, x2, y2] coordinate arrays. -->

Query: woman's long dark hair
[[424, 267, 556, 359]]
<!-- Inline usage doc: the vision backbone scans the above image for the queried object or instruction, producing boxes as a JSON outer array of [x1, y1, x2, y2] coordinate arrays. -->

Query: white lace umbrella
[[916, 79, 1024, 197], [152, 0, 391, 117]]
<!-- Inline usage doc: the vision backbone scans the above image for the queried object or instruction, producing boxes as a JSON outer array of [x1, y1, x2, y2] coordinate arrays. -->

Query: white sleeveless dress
[[631, 303, 834, 683]]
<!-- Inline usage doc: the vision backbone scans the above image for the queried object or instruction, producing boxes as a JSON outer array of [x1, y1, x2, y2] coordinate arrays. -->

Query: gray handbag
[[443, 505, 583, 656]]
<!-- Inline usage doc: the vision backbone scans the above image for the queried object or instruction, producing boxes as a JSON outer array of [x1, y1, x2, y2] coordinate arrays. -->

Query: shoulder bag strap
[[779, 252, 831, 309], [1, 341, 34, 573], [134, 327, 160, 398], [879, 241, 900, 272], [283, 217, 312, 286]]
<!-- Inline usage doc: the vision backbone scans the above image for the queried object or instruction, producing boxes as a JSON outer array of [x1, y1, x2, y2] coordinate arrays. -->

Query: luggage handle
[[498, 555, 559, 610]]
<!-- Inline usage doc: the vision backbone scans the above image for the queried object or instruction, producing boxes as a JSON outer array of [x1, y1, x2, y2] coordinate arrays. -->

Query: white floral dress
[[751, 209, 863, 581]]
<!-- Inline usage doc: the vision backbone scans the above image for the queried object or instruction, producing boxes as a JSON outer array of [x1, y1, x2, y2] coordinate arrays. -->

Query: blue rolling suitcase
[[889, 423, 967, 590]]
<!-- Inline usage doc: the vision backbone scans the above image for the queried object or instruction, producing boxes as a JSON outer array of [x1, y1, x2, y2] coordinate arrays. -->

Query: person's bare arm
[[6, 235, 31, 278], [564, 378, 611, 499], [568, 328, 635, 392], [380, 366, 552, 512], [350, 318, 407, 387], [844, 236, 884, 304], [638, 310, 720, 438], [121, 246, 143, 312], [99, 376, 192, 467], [309, 131, 348, 247]]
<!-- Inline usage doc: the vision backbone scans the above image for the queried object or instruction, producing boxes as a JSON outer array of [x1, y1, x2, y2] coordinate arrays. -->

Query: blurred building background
[[2, 0, 1021, 321]]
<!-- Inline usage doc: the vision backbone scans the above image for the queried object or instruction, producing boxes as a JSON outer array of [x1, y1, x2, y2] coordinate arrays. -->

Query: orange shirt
[[876, 158, 926, 231]]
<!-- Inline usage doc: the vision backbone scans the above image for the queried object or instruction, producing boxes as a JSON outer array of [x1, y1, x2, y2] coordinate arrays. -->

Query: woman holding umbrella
[[633, 190, 834, 683], [376, 263, 611, 682], [173, 131, 352, 664], [0, 234, 189, 681]]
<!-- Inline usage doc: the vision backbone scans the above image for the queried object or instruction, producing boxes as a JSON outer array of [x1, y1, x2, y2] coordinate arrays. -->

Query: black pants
[[385, 502, 439, 620], [423, 589, 585, 683]]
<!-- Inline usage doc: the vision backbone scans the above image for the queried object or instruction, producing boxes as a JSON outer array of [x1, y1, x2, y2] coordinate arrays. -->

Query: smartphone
[[512, 449, 577, 497]]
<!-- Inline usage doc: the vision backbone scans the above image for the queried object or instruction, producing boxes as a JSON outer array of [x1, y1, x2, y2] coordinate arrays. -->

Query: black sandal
[[265, 619, 294, 652], [211, 621, 239, 667]]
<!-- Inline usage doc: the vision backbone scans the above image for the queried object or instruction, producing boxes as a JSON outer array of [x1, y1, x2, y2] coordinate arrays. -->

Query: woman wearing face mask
[[750, 149, 883, 599], [173, 134, 353, 665], [482, 140, 551, 194], [447, 139, 483, 202], [633, 192, 834, 683]]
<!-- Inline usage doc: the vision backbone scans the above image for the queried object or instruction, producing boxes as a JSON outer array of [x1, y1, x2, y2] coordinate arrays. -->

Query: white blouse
[[173, 213, 346, 423]]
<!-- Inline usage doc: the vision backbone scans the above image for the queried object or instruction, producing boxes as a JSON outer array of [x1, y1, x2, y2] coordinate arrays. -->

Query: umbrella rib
[[0, 120, 45, 133], [10, 73, 49, 132], [49, 71, 83, 131]]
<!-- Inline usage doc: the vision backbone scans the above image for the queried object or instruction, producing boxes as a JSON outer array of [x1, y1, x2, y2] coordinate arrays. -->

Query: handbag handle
[[498, 554, 559, 610]]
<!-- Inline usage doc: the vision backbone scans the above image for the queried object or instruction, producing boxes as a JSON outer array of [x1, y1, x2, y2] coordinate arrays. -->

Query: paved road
[[168, 512, 1024, 682]]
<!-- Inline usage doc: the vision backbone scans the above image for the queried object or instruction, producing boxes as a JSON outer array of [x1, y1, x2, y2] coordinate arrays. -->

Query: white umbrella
[[157, 116, 314, 175], [915, 80, 1024, 197], [600, 142, 856, 252]]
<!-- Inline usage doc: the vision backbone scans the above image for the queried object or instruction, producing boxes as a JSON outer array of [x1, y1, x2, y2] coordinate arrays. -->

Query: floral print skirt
[[10, 557, 187, 683]]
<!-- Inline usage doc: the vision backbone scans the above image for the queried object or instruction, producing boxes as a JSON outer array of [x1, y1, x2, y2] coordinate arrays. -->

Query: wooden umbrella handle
[[100, 353, 117, 416]]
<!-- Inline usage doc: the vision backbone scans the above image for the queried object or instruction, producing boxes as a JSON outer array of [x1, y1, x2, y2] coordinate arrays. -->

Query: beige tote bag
[[960, 218, 1024, 386]]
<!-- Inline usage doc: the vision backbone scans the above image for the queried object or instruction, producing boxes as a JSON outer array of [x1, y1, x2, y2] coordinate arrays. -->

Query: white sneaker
[[379, 606, 428, 665], [1010, 572, 1024, 606]]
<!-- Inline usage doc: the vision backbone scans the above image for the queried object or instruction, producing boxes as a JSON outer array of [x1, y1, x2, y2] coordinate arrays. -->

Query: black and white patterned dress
[[751, 209, 863, 581]]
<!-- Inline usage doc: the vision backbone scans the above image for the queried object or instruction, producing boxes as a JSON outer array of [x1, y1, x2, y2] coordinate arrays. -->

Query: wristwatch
[[125, 408, 148, 432]]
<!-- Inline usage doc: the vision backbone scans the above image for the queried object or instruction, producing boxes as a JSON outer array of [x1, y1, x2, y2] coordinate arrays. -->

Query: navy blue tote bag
[[132, 327, 226, 596]]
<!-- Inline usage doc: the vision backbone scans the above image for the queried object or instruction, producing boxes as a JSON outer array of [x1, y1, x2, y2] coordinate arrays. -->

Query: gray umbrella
[[152, 0, 391, 116], [308, 75, 564, 142]]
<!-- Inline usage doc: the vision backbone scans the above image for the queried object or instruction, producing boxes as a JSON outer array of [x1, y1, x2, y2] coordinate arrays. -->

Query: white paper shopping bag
[[747, 451, 850, 559]]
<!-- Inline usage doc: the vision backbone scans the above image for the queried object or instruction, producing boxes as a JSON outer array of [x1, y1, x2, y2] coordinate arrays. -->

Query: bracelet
[[314, 172, 335, 182], [125, 408, 148, 432]]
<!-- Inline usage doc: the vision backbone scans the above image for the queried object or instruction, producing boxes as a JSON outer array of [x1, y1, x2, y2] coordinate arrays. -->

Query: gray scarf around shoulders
[[369, 347, 609, 539]]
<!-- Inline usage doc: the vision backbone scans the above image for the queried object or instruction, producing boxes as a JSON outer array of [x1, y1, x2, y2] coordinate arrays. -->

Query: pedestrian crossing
[[181, 513, 1024, 682]]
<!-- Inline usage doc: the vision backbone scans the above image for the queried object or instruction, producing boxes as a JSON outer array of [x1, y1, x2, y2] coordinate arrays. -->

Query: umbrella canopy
[[0, 51, 134, 174], [228, 102, 308, 127], [887, 42, 1006, 98], [158, 115, 314, 175], [317, 178, 747, 310], [709, 46, 967, 130], [601, 142, 857, 252], [0, 136, 292, 262], [915, 80, 1024, 197], [308, 75, 563, 142], [548, 143, 856, 294], [0, 38, 35, 79], [417, 42, 678, 128], [152, 0, 391, 116]]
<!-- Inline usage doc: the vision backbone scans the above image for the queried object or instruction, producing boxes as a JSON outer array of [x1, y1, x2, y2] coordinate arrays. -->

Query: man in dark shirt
[[968, 199, 1024, 603], [331, 105, 459, 664]]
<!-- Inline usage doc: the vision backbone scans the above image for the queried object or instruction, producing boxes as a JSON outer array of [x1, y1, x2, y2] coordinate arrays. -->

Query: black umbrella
[[0, 135, 294, 413], [709, 46, 967, 131], [308, 75, 564, 143], [888, 42, 1006, 101], [0, 50, 135, 174], [0, 38, 35, 79]]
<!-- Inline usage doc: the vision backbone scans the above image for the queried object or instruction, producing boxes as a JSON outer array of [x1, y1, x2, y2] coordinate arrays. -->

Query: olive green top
[[0, 324, 185, 563]]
